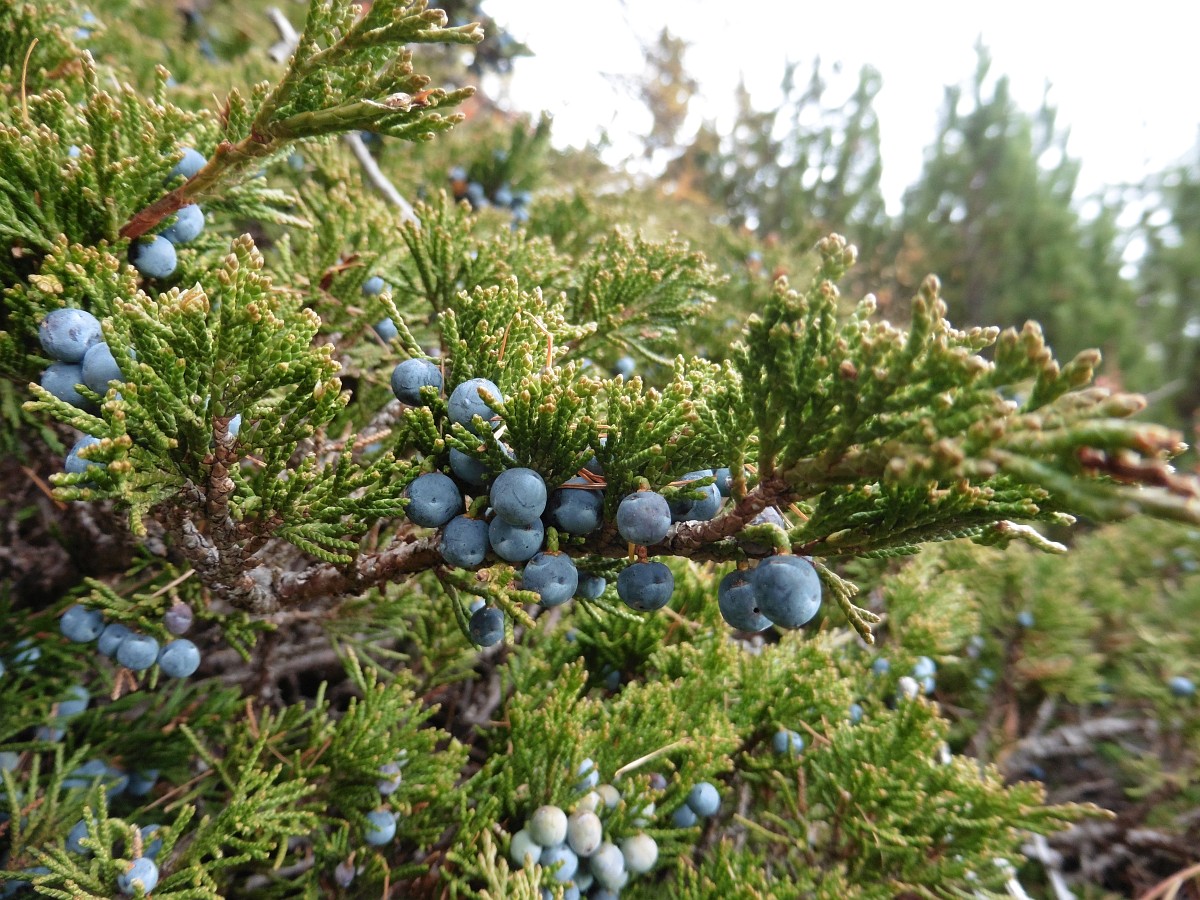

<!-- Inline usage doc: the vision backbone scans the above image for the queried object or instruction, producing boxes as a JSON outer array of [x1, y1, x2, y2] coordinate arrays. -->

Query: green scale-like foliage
[[4, 2, 1200, 897]]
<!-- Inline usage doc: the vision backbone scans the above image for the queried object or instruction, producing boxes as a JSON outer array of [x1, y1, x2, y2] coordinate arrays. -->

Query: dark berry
[[405, 473, 462, 527], [750, 556, 822, 628], [439, 515, 489, 568], [616, 561, 674, 612], [391, 358, 443, 405], [522, 552, 578, 607], [616, 491, 671, 545], [491, 467, 547, 525], [717, 569, 770, 632]]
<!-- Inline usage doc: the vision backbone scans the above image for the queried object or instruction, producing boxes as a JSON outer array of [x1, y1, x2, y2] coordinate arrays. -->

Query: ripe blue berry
[[621, 833, 657, 874], [60, 604, 105, 642], [158, 639, 201, 678], [509, 829, 542, 868], [39, 308, 102, 362], [465, 181, 487, 206], [65, 435, 105, 476], [669, 470, 721, 522], [848, 702, 864, 724], [540, 844, 579, 883], [616, 561, 674, 612], [616, 491, 672, 545], [440, 515, 489, 568], [41, 362, 88, 407], [362, 276, 386, 296], [449, 448, 492, 486], [163, 601, 194, 635], [448, 378, 503, 435], [67, 819, 90, 854], [897, 676, 920, 700], [63, 758, 108, 790], [127, 770, 159, 796], [750, 556, 822, 628], [546, 477, 604, 534], [613, 356, 636, 378], [374, 317, 398, 341], [161, 203, 204, 244], [140, 824, 164, 859], [468, 605, 505, 647], [13, 637, 41, 670], [871, 657, 890, 675], [713, 466, 733, 497], [97, 622, 132, 657], [487, 516, 543, 563], [81, 342, 123, 393], [54, 684, 90, 721], [377, 761, 403, 795], [912, 656, 937, 679], [116, 633, 159, 671], [671, 804, 698, 827], [168, 147, 206, 180], [490, 468, 547, 525], [567, 810, 602, 857], [529, 805, 568, 846], [405, 472, 462, 527], [772, 729, 804, 755], [717, 569, 770, 632], [364, 809, 397, 845], [391, 358, 443, 405], [522, 552, 578, 607], [574, 757, 600, 792], [130, 235, 177, 278], [117, 857, 159, 895], [588, 842, 626, 891], [575, 574, 606, 599], [1169, 675, 1196, 697], [1016, 610, 1035, 628], [686, 782, 719, 817]]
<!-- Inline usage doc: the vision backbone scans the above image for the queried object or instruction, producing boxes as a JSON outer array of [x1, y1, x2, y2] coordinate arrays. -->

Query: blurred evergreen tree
[[1135, 143, 1200, 436], [667, 59, 888, 294], [895, 44, 1138, 380]]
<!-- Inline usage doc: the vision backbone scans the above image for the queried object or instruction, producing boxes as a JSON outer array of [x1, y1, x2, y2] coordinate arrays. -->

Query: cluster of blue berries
[[129, 147, 208, 279], [669, 780, 720, 828], [60, 599, 200, 678], [448, 165, 532, 226], [38, 307, 105, 404], [387, 371, 616, 644], [361, 750, 409, 851], [385, 349, 822, 642], [65, 817, 163, 895], [715, 555, 823, 633], [36, 307, 125, 475], [510, 767, 660, 899], [362, 274, 402, 342]]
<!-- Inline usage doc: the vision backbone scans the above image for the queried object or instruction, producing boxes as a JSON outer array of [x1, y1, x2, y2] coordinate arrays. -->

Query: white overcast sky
[[480, 0, 1200, 214]]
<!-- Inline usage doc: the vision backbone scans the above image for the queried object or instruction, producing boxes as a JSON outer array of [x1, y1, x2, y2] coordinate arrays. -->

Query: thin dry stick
[[1139, 861, 1200, 900], [264, 7, 419, 225], [613, 739, 691, 780], [20, 39, 38, 125], [344, 131, 419, 225]]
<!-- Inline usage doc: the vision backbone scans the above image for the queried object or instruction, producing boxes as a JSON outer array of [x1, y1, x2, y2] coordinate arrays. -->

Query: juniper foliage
[[1, 1, 1197, 898]]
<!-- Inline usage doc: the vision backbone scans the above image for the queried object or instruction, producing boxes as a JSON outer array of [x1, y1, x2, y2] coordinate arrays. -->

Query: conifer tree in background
[[667, 58, 889, 297], [1135, 142, 1200, 433], [1, 3, 1198, 898], [895, 44, 1143, 386]]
